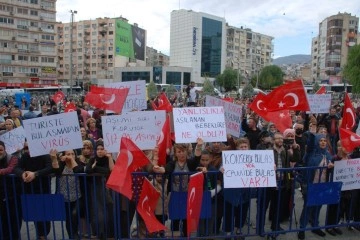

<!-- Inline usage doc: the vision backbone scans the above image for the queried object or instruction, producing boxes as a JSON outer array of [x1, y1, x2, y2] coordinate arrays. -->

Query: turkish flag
[[52, 91, 65, 104], [158, 115, 171, 166], [250, 93, 292, 133], [187, 172, 204, 237], [106, 137, 150, 199], [85, 86, 129, 113], [339, 128, 360, 153], [264, 80, 310, 112], [136, 178, 167, 233], [64, 102, 77, 112], [316, 86, 326, 94], [340, 92, 356, 130], [152, 93, 173, 113], [223, 97, 233, 103]]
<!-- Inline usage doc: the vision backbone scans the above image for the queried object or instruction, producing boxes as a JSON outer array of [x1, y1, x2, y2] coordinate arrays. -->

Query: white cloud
[[56, 0, 360, 56]]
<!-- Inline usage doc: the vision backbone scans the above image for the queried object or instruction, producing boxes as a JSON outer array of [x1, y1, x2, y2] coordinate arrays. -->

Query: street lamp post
[[69, 10, 77, 96]]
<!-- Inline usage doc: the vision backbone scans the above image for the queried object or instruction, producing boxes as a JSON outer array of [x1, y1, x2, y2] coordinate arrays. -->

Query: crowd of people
[[1, 86, 360, 240]]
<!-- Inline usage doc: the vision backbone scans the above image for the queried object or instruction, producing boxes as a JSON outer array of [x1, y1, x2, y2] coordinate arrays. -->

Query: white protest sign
[[333, 159, 360, 191], [0, 127, 26, 155], [205, 95, 242, 138], [307, 94, 332, 114], [105, 80, 146, 112], [222, 150, 276, 188], [102, 110, 166, 152], [23, 111, 82, 157], [173, 107, 226, 143]]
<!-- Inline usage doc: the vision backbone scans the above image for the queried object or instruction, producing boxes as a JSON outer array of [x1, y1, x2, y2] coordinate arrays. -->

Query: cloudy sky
[[57, 0, 360, 58]]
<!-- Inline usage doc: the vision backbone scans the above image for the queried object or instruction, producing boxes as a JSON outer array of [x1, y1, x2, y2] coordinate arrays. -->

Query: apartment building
[[311, 12, 359, 82], [56, 16, 146, 86], [0, 0, 57, 85], [146, 46, 169, 67], [226, 25, 274, 84]]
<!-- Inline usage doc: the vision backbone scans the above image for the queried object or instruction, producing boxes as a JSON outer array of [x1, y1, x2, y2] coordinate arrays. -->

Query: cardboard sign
[[105, 80, 147, 112], [222, 150, 276, 188], [205, 95, 242, 138], [173, 107, 227, 143], [0, 127, 26, 155], [102, 110, 166, 152], [23, 112, 82, 157], [334, 159, 360, 191], [307, 94, 332, 114]]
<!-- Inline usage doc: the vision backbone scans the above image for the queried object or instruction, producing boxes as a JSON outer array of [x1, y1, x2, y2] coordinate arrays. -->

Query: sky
[[56, 0, 360, 59]]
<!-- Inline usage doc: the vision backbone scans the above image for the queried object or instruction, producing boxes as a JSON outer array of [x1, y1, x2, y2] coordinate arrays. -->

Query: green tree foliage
[[258, 65, 284, 90], [215, 68, 239, 92], [165, 84, 178, 97], [313, 82, 320, 93], [242, 83, 254, 98], [343, 45, 360, 93], [202, 77, 215, 96], [147, 81, 158, 99]]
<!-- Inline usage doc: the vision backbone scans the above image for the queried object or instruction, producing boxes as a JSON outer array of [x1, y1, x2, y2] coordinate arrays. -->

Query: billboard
[[115, 20, 145, 61]]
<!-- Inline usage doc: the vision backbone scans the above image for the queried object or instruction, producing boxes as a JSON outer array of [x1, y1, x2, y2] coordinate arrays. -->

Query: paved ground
[[20, 188, 360, 239]]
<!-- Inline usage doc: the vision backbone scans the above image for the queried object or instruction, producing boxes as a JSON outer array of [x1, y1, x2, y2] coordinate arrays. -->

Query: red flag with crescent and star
[[106, 137, 150, 200], [85, 86, 130, 113], [152, 93, 173, 113], [136, 178, 167, 233], [263, 80, 310, 112], [157, 115, 171, 166], [249, 93, 292, 133], [52, 90, 65, 104], [339, 128, 360, 153], [340, 92, 356, 130], [187, 172, 204, 238], [64, 102, 77, 112]]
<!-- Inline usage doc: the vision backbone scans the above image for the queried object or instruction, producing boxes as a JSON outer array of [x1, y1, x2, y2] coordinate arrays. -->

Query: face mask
[[295, 129, 303, 135]]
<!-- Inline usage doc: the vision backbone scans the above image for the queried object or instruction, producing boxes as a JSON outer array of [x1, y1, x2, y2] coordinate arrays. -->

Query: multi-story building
[[170, 9, 227, 84], [0, 0, 57, 85], [56, 16, 146, 86], [226, 25, 274, 86], [311, 12, 358, 82], [146, 46, 169, 67]]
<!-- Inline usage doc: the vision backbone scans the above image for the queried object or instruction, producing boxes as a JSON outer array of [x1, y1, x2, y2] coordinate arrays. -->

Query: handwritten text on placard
[[334, 159, 360, 191], [102, 111, 165, 152], [222, 150, 276, 188], [173, 107, 227, 143], [0, 127, 26, 155], [23, 112, 82, 157], [307, 94, 332, 114], [205, 95, 242, 138]]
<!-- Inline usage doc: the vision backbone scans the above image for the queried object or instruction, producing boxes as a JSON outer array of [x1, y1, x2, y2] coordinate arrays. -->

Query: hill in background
[[273, 54, 311, 65]]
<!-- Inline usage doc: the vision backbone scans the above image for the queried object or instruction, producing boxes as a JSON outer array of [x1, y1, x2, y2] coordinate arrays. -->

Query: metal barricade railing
[[1, 166, 360, 239]]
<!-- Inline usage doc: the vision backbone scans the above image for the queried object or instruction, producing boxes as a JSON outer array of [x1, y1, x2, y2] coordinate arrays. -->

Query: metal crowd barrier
[[0, 166, 359, 239]]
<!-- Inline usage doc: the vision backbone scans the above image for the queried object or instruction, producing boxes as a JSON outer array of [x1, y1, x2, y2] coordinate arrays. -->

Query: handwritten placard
[[307, 94, 332, 114], [333, 159, 360, 191], [105, 80, 147, 112], [0, 127, 26, 155], [23, 112, 82, 157], [102, 110, 166, 152], [222, 150, 276, 188], [205, 95, 242, 138], [173, 107, 226, 143]]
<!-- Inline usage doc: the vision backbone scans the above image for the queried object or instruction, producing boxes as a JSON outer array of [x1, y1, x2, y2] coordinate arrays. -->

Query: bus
[[304, 84, 352, 93], [24, 86, 82, 95]]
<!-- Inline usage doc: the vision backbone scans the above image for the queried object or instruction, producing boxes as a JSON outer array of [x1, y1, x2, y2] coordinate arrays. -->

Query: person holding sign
[[51, 149, 82, 240], [0, 141, 22, 240], [13, 142, 53, 240], [165, 138, 204, 237], [0, 119, 16, 135]]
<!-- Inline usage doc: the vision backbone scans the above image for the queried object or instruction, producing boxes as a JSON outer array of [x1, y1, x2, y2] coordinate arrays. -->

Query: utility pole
[[69, 10, 77, 96]]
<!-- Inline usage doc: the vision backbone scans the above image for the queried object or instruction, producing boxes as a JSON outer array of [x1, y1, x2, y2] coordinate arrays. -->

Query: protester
[[13, 142, 53, 240], [0, 119, 16, 135], [0, 141, 21, 240], [86, 117, 103, 142], [23, 105, 37, 119]]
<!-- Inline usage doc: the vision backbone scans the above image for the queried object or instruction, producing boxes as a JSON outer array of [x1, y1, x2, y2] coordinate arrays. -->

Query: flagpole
[[69, 10, 77, 96]]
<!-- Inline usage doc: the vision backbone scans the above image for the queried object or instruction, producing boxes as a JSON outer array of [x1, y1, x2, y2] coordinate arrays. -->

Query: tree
[[313, 82, 320, 93], [147, 81, 158, 99], [257, 65, 284, 90], [343, 44, 360, 93], [165, 84, 178, 97], [202, 77, 215, 96], [241, 83, 254, 98], [215, 68, 239, 92]]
